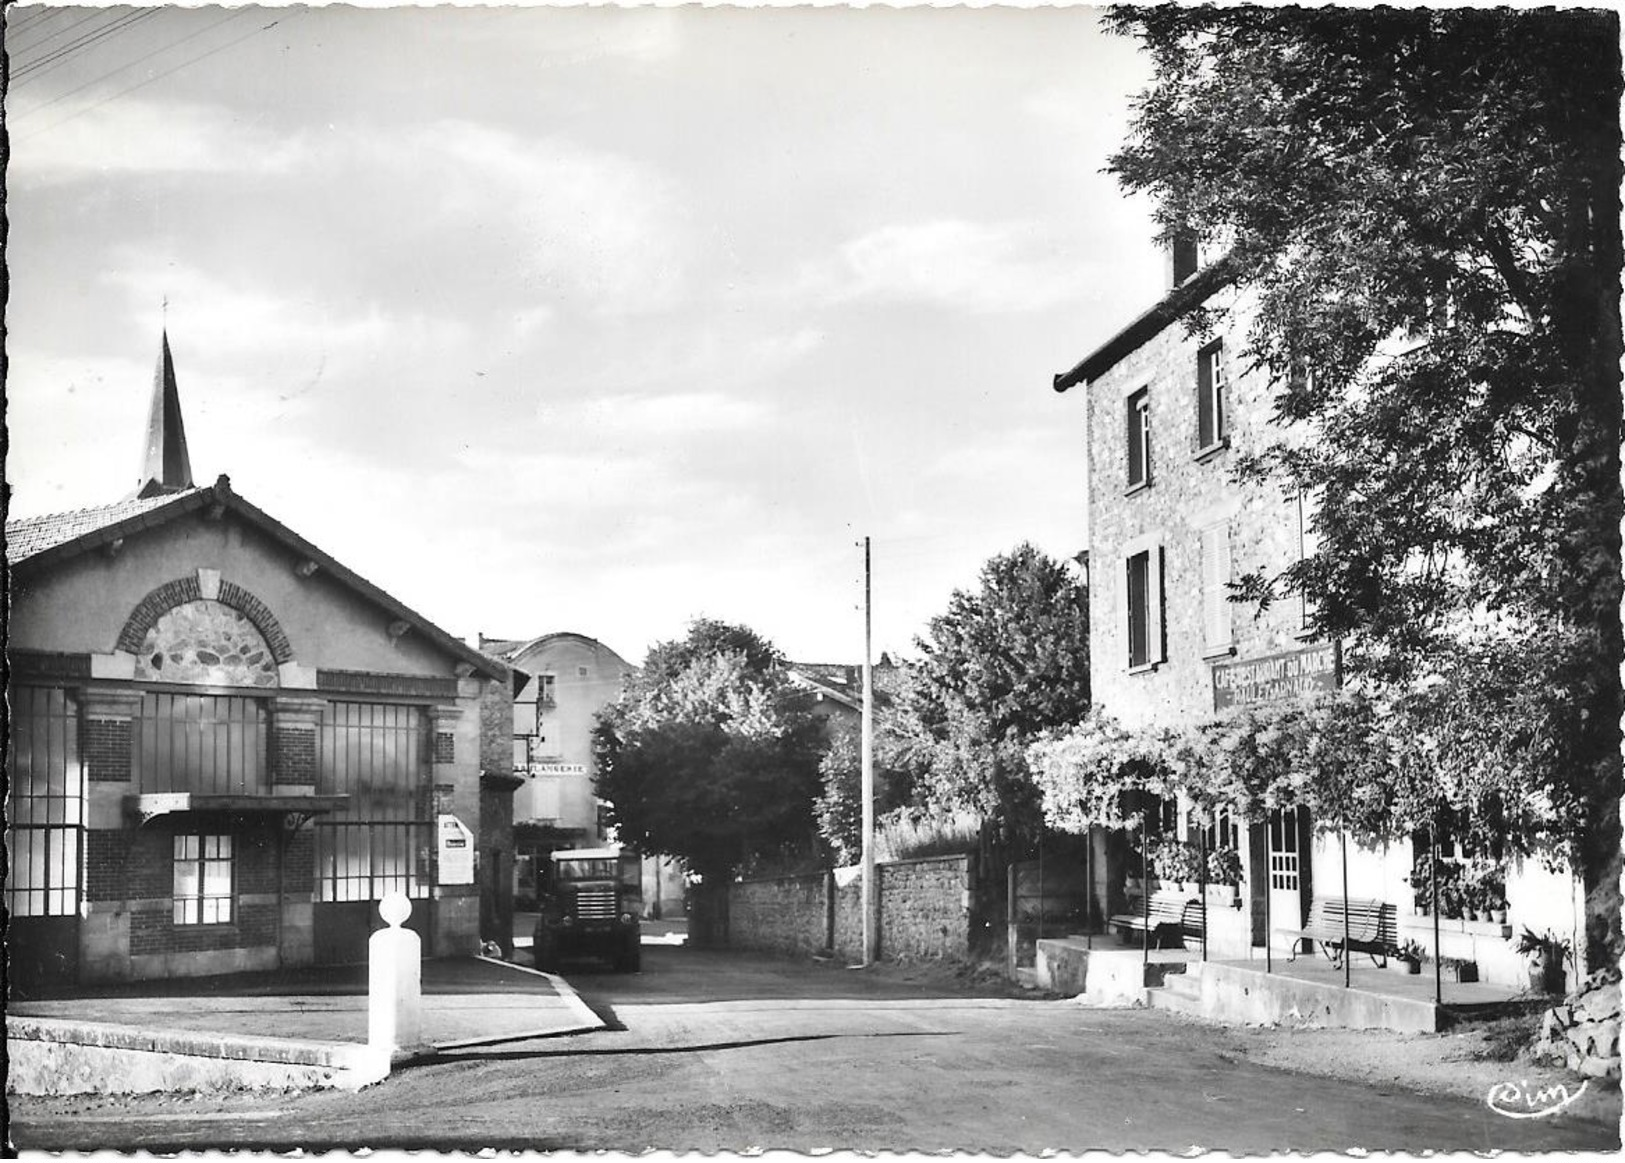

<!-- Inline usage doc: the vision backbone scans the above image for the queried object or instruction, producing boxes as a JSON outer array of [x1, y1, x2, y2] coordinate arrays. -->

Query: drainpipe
[[1141, 811, 1150, 969], [1198, 814, 1208, 962], [1264, 815, 1273, 974], [1341, 830, 1351, 989], [1431, 810, 1442, 1007]]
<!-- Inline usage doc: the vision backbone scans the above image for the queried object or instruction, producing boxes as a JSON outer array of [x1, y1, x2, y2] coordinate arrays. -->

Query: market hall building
[[5, 335, 515, 992]]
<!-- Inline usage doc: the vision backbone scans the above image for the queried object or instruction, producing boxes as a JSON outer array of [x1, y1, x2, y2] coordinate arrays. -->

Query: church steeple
[[135, 330, 195, 498]]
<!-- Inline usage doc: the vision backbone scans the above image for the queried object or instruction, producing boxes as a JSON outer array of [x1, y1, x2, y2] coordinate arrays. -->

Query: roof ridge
[[6, 487, 198, 529]]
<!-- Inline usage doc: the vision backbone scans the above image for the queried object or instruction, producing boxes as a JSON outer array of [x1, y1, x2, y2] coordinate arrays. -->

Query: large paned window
[[1197, 339, 1229, 451], [173, 833, 234, 924], [1126, 388, 1152, 490], [1200, 520, 1234, 655], [1126, 547, 1165, 670], [137, 693, 269, 794], [4, 687, 84, 917], [316, 702, 429, 901]]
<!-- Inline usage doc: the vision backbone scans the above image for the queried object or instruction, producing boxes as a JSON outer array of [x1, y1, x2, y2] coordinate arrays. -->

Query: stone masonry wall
[[729, 874, 829, 958], [1085, 285, 1310, 732], [729, 855, 974, 963]]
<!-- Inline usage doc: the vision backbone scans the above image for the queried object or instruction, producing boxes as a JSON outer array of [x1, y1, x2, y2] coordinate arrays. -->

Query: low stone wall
[[1534, 967, 1622, 1080], [6, 1017, 388, 1095], [730, 855, 976, 963]]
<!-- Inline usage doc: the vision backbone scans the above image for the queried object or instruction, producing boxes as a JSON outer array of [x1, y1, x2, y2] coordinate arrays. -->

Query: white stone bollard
[[369, 891, 424, 1060]]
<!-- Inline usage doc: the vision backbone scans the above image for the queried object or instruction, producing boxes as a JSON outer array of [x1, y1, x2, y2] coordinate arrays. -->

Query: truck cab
[[532, 847, 643, 973]]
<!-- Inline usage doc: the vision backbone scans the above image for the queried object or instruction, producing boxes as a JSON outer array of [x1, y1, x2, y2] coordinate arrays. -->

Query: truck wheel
[[619, 933, 641, 973], [534, 932, 559, 974]]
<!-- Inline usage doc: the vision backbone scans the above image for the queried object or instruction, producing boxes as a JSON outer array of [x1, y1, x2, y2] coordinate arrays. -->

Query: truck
[[532, 847, 643, 973]]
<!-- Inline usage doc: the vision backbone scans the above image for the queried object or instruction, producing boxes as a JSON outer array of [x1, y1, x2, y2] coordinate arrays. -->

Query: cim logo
[[1486, 1079, 1589, 1119]]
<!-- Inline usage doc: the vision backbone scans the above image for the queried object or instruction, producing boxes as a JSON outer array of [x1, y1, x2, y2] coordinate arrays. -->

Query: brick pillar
[[271, 697, 325, 793], [79, 688, 145, 981]]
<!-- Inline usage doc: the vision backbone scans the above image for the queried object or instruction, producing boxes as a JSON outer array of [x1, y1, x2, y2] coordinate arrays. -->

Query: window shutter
[[1201, 522, 1232, 649], [1150, 545, 1167, 664], [1197, 350, 1214, 449], [1126, 553, 1145, 667], [1127, 393, 1146, 486]]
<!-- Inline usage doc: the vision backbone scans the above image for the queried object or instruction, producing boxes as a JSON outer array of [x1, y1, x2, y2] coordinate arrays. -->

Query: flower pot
[[1491, 909, 1506, 925], [1406, 960, 1422, 975], [1540, 961, 1566, 995]]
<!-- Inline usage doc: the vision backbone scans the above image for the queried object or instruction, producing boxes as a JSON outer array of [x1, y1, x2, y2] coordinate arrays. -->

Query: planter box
[[1442, 958, 1479, 984]]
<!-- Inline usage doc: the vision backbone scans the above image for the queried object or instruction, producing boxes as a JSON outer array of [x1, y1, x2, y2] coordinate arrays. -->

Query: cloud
[[10, 98, 307, 181], [389, 120, 692, 317], [814, 219, 1100, 315]]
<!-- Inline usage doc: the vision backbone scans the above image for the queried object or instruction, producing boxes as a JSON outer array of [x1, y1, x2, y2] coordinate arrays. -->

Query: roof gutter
[[1052, 255, 1239, 392]]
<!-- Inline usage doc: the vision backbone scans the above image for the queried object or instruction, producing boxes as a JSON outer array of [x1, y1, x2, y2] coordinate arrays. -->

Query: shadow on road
[[406, 1028, 956, 1066]]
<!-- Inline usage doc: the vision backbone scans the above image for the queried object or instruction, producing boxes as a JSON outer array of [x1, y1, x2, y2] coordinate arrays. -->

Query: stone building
[[5, 334, 516, 990], [1052, 248, 1583, 985], [473, 632, 680, 911]]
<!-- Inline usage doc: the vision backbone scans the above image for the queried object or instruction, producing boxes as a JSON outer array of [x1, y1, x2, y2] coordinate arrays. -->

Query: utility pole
[[861, 536, 877, 966]]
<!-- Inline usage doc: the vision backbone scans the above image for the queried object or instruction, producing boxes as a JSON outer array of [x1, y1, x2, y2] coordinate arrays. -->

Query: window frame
[[5, 686, 86, 919], [1199, 519, 1235, 659], [1126, 387, 1153, 493], [1196, 338, 1230, 456], [172, 832, 235, 925], [1290, 489, 1321, 638], [1126, 545, 1165, 672]]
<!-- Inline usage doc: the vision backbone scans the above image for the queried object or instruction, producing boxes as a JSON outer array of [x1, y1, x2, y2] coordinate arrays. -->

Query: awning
[[125, 792, 350, 829]]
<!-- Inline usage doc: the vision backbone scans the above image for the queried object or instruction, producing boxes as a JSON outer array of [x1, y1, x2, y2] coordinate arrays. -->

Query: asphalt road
[[9, 943, 1618, 1153]]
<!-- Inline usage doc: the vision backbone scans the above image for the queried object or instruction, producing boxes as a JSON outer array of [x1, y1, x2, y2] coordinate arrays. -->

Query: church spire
[[135, 330, 195, 498]]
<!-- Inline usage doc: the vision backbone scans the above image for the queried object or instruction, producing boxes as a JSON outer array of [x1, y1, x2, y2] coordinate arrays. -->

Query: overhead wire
[[12, 8, 161, 82], [6, 7, 108, 53], [12, 7, 251, 117], [16, 11, 300, 143], [4, 8, 64, 40]]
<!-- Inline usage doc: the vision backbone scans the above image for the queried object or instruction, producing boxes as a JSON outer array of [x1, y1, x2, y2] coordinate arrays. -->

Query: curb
[[419, 955, 606, 1050]]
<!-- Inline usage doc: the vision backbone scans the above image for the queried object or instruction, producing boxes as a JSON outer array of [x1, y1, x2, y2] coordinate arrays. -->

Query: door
[[1266, 807, 1312, 947]]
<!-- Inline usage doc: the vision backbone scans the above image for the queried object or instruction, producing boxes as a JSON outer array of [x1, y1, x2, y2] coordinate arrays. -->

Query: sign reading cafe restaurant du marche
[[1211, 642, 1341, 712]]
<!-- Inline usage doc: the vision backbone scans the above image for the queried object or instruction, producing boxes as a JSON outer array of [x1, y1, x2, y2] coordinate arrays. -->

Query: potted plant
[[1406, 854, 1432, 916], [1489, 897, 1508, 926], [1515, 928, 1571, 995], [1398, 939, 1427, 975], [1206, 846, 1243, 905], [1152, 838, 1201, 893]]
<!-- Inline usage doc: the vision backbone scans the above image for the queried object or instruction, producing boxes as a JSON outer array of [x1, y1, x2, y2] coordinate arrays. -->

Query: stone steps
[[1146, 966, 1203, 1016]]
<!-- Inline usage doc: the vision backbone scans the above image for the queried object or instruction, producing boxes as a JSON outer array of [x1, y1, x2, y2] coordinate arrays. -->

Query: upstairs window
[[1200, 520, 1234, 655], [1126, 547, 1165, 670], [1171, 231, 1201, 286], [1197, 339, 1229, 452], [1290, 490, 1321, 634], [1126, 388, 1152, 491]]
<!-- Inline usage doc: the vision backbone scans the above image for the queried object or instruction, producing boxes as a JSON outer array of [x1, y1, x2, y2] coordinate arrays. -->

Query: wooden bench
[[1110, 890, 1194, 948], [1278, 898, 1400, 968]]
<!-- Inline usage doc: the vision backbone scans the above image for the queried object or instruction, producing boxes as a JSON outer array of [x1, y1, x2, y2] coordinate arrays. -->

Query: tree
[[594, 621, 825, 885], [905, 543, 1091, 845], [1106, 6, 1622, 967], [814, 711, 921, 864]]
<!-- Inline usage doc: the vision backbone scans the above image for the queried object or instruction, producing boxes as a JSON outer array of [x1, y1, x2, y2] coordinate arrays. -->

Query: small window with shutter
[[1127, 388, 1152, 491], [1126, 546, 1165, 670], [1200, 520, 1234, 656], [1197, 339, 1229, 454]]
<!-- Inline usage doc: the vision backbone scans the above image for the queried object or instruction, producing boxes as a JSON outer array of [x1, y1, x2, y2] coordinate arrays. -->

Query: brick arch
[[117, 576, 293, 664]]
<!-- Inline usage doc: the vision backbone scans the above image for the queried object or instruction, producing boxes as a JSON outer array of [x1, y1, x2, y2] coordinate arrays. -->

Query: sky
[[5, 3, 1166, 667]]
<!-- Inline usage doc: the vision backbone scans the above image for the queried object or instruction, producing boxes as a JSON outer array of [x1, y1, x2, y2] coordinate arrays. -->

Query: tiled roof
[[5, 490, 200, 564]]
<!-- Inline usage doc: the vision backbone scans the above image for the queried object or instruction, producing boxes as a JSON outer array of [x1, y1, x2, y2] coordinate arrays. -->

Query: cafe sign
[[1212, 642, 1341, 711]]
